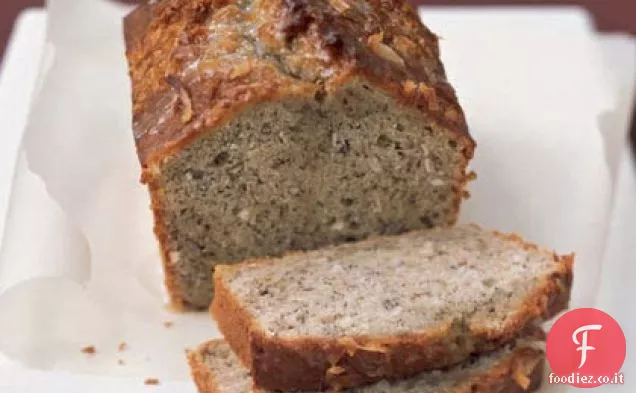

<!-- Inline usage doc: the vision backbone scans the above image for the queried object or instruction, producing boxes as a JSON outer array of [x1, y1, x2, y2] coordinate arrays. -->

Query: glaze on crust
[[124, 0, 474, 168]]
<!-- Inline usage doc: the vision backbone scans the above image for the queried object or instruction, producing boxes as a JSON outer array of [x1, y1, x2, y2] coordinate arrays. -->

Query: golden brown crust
[[124, 0, 475, 168], [456, 347, 545, 393], [188, 340, 545, 393], [146, 174, 189, 310], [210, 229, 572, 391], [211, 266, 264, 366]]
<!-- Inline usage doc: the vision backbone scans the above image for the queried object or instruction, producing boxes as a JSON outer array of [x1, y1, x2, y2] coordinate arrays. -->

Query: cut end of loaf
[[157, 82, 472, 309], [188, 339, 545, 393], [124, 0, 476, 311]]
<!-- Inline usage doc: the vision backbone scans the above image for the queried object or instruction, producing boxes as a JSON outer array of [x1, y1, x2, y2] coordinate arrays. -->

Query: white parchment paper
[[0, 0, 216, 383], [0, 1, 623, 390]]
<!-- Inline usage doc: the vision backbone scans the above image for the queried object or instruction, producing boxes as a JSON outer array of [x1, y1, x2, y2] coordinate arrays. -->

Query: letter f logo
[[573, 324, 602, 369]]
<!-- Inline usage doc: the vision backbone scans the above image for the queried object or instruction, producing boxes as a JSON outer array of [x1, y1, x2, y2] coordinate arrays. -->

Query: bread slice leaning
[[211, 224, 573, 391], [188, 339, 546, 393]]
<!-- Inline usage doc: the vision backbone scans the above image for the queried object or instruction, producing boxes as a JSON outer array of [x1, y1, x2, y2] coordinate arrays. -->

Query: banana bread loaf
[[211, 224, 572, 391], [124, 0, 475, 309]]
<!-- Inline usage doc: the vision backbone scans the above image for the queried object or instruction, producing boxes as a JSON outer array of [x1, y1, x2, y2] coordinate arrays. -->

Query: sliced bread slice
[[211, 224, 572, 391], [187, 339, 545, 393]]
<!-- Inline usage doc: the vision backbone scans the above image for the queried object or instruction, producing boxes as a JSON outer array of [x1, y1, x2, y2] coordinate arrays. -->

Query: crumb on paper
[[118, 359, 125, 366], [81, 346, 96, 355], [164, 321, 174, 328], [118, 342, 128, 351], [144, 378, 160, 386]]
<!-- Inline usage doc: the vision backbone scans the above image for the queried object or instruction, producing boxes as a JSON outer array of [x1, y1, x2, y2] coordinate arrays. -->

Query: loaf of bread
[[211, 224, 572, 391], [123, 0, 475, 309], [188, 339, 546, 393]]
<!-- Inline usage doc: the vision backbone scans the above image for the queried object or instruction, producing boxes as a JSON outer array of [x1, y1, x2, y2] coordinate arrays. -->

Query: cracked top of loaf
[[124, 0, 474, 167]]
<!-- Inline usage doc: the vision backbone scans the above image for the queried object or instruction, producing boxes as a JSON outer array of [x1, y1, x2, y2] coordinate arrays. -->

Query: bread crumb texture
[[221, 225, 571, 337]]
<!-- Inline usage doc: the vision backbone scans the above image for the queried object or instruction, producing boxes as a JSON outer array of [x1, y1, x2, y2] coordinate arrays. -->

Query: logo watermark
[[573, 324, 602, 369], [548, 372, 624, 386], [546, 308, 626, 388]]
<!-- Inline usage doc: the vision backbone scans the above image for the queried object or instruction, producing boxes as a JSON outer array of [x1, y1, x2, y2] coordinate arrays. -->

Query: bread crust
[[188, 340, 545, 393], [124, 0, 475, 167], [210, 228, 572, 391]]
